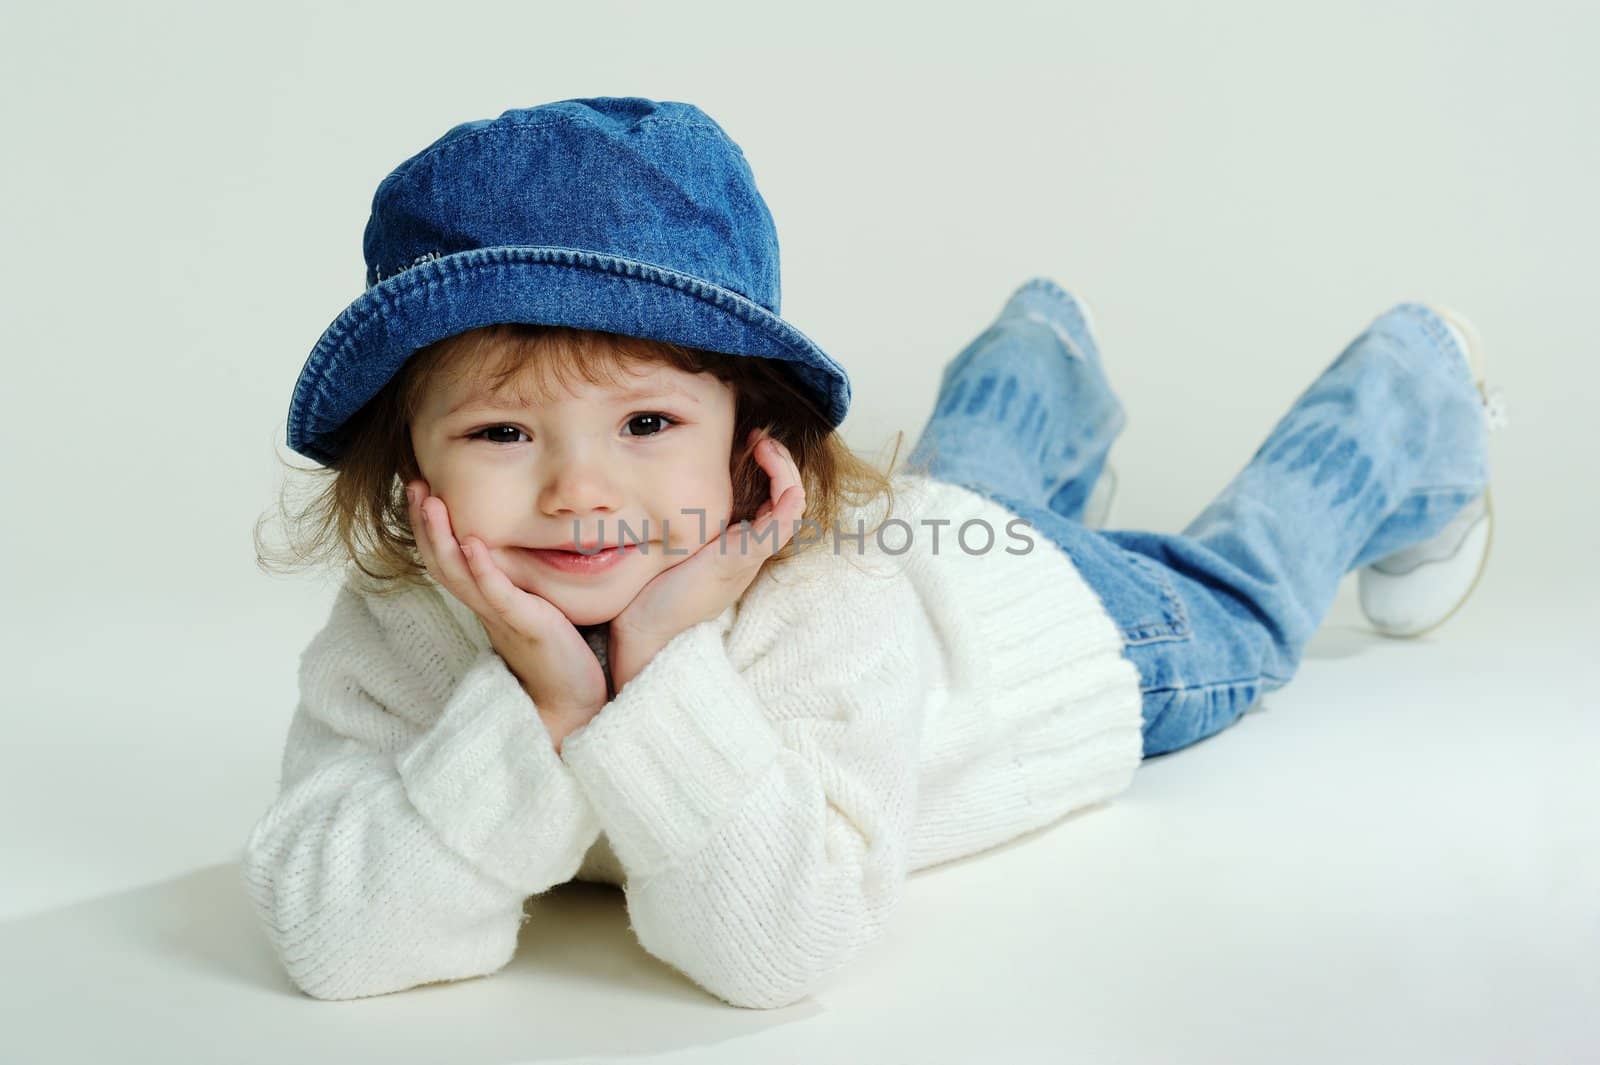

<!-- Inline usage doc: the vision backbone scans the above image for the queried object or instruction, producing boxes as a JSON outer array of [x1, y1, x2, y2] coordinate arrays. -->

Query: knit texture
[[239, 471, 1144, 1008]]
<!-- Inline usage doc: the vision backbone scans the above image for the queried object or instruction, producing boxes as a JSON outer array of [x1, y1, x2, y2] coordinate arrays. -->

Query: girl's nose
[[539, 452, 624, 518]]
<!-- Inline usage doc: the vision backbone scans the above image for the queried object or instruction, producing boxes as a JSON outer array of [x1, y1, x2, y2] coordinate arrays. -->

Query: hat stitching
[[290, 247, 847, 456], [373, 249, 446, 286]]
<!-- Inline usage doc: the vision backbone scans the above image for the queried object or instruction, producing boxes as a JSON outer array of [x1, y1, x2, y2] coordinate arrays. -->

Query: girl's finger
[[726, 437, 800, 563], [730, 483, 804, 567], [461, 538, 521, 621], [767, 484, 806, 548], [419, 495, 496, 618], [759, 437, 802, 506], [423, 498, 475, 585], [408, 485, 439, 573], [757, 441, 804, 536]]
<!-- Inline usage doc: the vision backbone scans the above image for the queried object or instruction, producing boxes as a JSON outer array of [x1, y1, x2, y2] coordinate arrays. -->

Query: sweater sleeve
[[557, 559, 932, 1010], [238, 586, 602, 1001]]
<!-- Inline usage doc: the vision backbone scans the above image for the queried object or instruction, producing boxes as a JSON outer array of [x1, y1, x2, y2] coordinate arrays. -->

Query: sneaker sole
[[1360, 484, 1494, 638], [1358, 304, 1495, 638]]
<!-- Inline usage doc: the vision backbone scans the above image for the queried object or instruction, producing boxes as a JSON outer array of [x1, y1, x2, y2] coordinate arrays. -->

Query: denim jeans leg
[[904, 277, 1126, 522], [925, 302, 1491, 759], [1116, 301, 1489, 674]]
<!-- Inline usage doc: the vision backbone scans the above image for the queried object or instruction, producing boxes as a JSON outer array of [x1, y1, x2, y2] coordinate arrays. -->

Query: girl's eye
[[471, 425, 529, 445], [623, 412, 679, 437], [469, 413, 679, 446]]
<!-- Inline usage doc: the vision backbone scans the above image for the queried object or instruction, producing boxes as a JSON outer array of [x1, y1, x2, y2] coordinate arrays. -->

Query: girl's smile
[[519, 540, 647, 575]]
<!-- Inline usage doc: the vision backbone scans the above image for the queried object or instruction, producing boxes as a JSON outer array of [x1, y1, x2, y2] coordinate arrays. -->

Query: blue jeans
[[904, 278, 1490, 758]]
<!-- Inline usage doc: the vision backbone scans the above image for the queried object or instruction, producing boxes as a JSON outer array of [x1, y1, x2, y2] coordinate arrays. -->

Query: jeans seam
[[1123, 628, 1190, 646], [1120, 553, 1192, 641], [1404, 483, 1485, 498], [1389, 304, 1476, 391], [1012, 278, 1095, 356], [1141, 673, 1280, 697]]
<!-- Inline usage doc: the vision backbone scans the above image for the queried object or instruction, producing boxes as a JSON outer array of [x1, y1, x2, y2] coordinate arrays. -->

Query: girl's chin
[[562, 605, 623, 628], [514, 579, 636, 628]]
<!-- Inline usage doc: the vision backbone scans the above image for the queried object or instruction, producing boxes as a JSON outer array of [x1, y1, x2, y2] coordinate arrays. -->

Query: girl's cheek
[[658, 511, 703, 551]]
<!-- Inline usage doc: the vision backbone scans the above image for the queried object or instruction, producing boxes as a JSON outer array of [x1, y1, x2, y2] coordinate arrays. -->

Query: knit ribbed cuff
[[559, 618, 782, 877], [970, 523, 1145, 831], [396, 648, 602, 893]]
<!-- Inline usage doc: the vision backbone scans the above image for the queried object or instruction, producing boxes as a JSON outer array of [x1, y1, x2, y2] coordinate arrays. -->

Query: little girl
[[243, 96, 1507, 1010]]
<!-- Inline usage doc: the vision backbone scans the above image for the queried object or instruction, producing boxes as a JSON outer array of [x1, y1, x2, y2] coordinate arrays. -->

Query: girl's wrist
[[606, 627, 659, 693], [533, 697, 600, 737], [535, 704, 579, 754]]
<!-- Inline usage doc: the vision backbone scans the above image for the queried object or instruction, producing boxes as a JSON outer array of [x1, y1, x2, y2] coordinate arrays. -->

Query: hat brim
[[286, 246, 851, 466]]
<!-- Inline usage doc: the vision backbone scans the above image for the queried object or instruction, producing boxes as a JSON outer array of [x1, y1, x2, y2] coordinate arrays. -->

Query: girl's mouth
[[522, 542, 643, 575]]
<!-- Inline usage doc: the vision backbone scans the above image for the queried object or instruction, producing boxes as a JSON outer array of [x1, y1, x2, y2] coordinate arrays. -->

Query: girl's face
[[409, 355, 739, 627]]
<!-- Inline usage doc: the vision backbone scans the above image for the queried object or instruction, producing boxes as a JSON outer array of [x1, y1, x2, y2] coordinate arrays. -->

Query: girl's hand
[[608, 430, 806, 689], [406, 479, 610, 748]]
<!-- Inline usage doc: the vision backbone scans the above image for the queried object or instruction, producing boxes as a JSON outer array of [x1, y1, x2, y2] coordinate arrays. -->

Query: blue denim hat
[[285, 96, 851, 467]]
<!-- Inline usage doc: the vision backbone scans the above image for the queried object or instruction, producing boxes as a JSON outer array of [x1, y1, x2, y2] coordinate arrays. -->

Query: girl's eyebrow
[[446, 381, 701, 416], [612, 382, 703, 406]]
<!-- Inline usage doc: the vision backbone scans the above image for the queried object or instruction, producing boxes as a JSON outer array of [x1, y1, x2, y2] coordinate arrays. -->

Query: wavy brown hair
[[255, 323, 905, 598]]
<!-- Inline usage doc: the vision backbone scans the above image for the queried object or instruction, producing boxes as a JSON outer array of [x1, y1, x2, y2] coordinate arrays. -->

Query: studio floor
[[3, 575, 1593, 1064]]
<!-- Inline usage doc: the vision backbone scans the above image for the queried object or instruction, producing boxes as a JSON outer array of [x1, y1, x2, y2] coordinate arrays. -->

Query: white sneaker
[[1357, 305, 1508, 637]]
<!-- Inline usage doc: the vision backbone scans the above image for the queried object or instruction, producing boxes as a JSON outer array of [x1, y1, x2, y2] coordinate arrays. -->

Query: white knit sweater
[[240, 471, 1144, 1008]]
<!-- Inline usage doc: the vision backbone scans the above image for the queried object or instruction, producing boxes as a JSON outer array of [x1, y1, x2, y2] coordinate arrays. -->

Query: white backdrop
[[2, 1, 1595, 1061]]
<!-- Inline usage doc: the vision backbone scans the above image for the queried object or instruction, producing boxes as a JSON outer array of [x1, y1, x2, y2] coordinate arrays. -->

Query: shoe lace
[[1482, 383, 1510, 431]]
